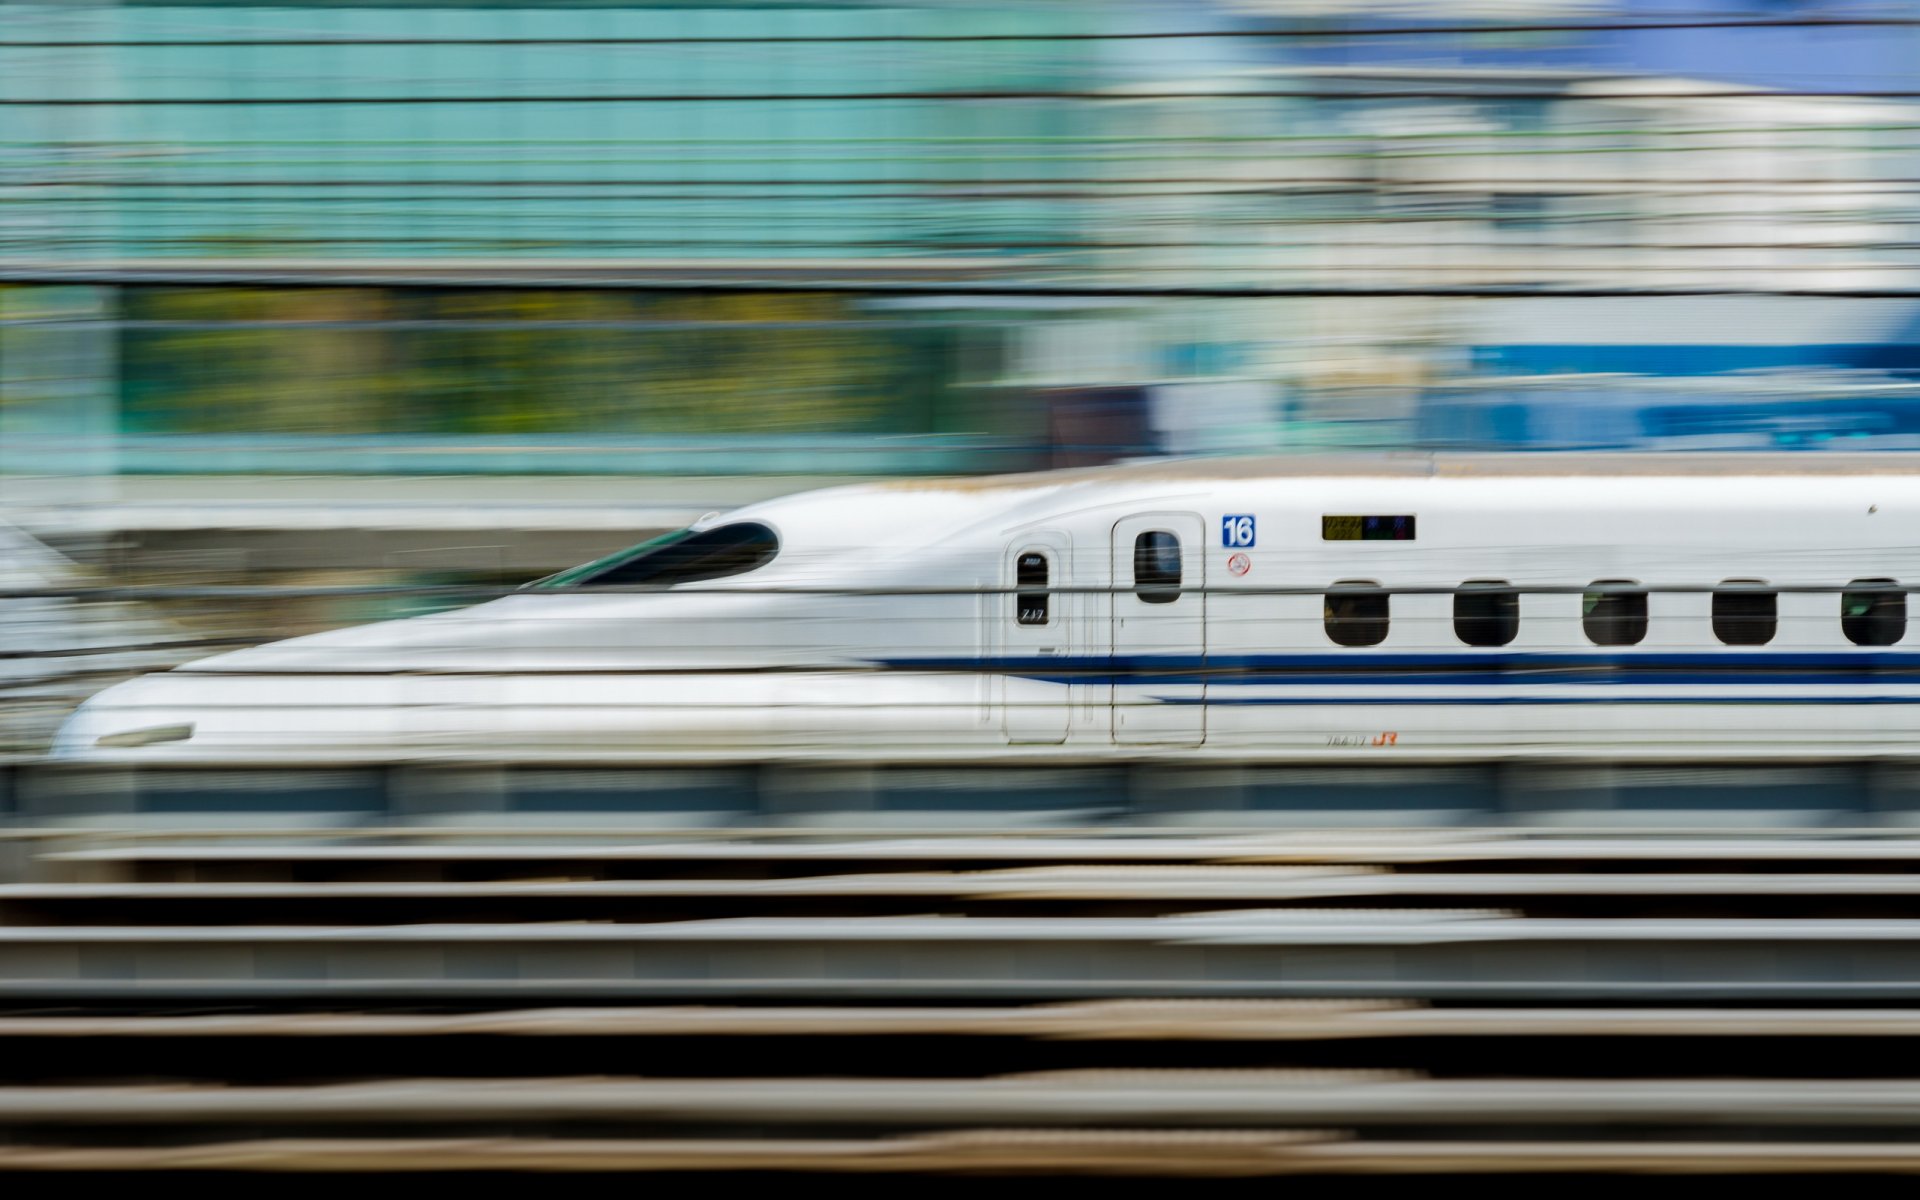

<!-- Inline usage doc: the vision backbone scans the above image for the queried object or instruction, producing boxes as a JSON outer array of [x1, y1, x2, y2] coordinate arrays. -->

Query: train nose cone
[[47, 699, 100, 759], [50, 676, 198, 759]]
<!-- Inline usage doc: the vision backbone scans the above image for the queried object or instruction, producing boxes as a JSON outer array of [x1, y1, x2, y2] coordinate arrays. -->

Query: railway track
[[9, 824, 1920, 1177]]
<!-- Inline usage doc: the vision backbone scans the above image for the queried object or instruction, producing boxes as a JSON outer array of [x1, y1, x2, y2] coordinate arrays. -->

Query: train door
[[1000, 531, 1072, 744], [1111, 513, 1205, 745]]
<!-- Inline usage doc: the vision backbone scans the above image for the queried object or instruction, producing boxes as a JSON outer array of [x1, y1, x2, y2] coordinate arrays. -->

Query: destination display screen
[[1322, 515, 1416, 541]]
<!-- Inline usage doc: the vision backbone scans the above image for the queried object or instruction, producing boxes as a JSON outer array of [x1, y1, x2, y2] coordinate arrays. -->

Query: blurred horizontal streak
[[17, 126, 1920, 146], [0, 1133, 1316, 1176], [10, 1135, 1920, 1176], [0, 969, 1909, 1004], [12, 870, 1920, 903], [57, 836, 1920, 865], [11, 147, 1918, 165], [10, 268, 1920, 287], [15, 18, 1920, 46], [0, 639, 256, 662], [17, 269, 1920, 296], [29, 89, 1920, 105], [0, 318, 1016, 332], [22, 184, 1920, 198], [21, 263, 1920, 277], [4, 143, 1855, 164], [28, 1072, 1920, 1125], [28, 1001, 1920, 1039], [6, 207, 1894, 223], [27, 823, 1908, 845], [0, 910, 1706, 942], [14, 236, 1920, 259], [26, 177, 1920, 187]]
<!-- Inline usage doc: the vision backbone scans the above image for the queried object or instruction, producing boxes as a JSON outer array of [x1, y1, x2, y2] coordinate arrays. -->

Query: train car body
[[50, 454, 1920, 763]]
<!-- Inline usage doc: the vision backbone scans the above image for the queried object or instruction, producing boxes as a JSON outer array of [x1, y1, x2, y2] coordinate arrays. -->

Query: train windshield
[[527, 522, 779, 590]]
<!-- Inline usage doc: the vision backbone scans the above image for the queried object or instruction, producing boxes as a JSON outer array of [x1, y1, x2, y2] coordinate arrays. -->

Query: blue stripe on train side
[[1167, 695, 1920, 706], [875, 652, 1920, 688]]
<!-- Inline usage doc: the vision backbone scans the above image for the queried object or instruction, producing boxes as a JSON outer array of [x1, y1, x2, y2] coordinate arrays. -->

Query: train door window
[[1325, 580, 1389, 647], [1843, 578, 1905, 646], [1016, 551, 1050, 626], [1454, 580, 1518, 647], [1133, 531, 1181, 604], [1583, 580, 1647, 646], [1712, 580, 1777, 646]]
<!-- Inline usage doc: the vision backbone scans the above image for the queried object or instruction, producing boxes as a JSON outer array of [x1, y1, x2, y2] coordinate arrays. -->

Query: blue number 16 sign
[[1222, 515, 1256, 548]]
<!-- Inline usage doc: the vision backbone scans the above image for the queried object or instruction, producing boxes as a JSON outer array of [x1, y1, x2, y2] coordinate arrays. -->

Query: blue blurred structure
[[1273, 0, 1920, 94], [1416, 371, 1920, 450]]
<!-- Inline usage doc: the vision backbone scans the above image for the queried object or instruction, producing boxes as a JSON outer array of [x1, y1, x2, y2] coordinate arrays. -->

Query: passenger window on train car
[[1454, 580, 1518, 647], [1583, 580, 1647, 646], [1016, 551, 1050, 626], [1325, 581, 1389, 647], [1712, 580, 1777, 646], [1843, 578, 1906, 647], [1134, 531, 1181, 604]]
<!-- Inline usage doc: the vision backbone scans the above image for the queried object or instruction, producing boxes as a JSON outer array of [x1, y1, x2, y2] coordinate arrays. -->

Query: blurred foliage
[[118, 288, 970, 436], [121, 289, 394, 435]]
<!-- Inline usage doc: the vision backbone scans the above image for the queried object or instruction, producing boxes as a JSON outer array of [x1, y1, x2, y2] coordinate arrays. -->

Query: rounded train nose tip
[[48, 702, 102, 758], [46, 678, 178, 759]]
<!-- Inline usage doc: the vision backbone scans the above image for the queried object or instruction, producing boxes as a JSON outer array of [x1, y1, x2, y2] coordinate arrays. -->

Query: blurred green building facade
[[1, 2, 1177, 474]]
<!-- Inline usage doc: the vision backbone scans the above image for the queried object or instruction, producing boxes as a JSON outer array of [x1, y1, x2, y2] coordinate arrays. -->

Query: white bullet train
[[49, 454, 1920, 763]]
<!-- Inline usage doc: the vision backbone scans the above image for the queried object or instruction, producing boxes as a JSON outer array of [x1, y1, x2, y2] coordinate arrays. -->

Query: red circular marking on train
[[1227, 553, 1251, 576]]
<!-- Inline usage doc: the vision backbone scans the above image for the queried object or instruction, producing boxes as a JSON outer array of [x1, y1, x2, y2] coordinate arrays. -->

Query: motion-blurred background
[[6, 0, 1920, 743], [13, 6, 1920, 1180]]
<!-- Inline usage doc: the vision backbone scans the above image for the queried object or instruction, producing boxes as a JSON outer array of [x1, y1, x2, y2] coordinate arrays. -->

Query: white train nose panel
[[51, 673, 419, 760], [51, 669, 1008, 762]]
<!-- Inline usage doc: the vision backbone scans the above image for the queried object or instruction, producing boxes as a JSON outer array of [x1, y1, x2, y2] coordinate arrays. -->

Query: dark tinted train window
[[1016, 551, 1050, 626], [1712, 580, 1776, 646], [1325, 580, 1389, 647], [531, 522, 779, 589], [1843, 579, 1905, 647], [1133, 531, 1181, 604], [1583, 580, 1647, 646], [1454, 580, 1518, 647], [1322, 515, 1416, 541]]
